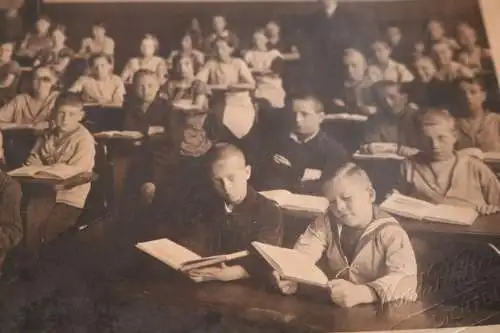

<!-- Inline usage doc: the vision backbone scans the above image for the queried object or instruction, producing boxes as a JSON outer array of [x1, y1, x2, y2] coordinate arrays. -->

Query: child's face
[[92, 26, 106, 39], [93, 57, 111, 79], [213, 16, 226, 33], [427, 21, 445, 41], [459, 81, 485, 113], [52, 30, 66, 46], [32, 68, 55, 94], [324, 176, 375, 229], [0, 43, 14, 62], [55, 105, 84, 132], [135, 75, 159, 103], [372, 42, 391, 64], [379, 85, 405, 116], [344, 53, 366, 82], [181, 35, 193, 50], [433, 43, 453, 66], [215, 40, 232, 61], [179, 57, 195, 79], [265, 22, 280, 38], [387, 27, 402, 45], [140, 38, 156, 57], [253, 33, 268, 50], [211, 156, 250, 205], [457, 25, 476, 47], [421, 123, 457, 161], [36, 19, 50, 35], [291, 99, 323, 137], [414, 59, 436, 82]]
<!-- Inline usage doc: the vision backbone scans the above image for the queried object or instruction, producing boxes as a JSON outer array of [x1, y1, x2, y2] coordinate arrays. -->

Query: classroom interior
[[0, 0, 499, 332]]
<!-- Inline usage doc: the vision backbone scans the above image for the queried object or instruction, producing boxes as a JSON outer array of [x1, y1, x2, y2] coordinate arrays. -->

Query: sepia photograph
[[0, 0, 499, 332]]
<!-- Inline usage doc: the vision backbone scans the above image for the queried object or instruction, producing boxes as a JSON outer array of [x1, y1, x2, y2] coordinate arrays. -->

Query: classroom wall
[[39, 0, 485, 71]]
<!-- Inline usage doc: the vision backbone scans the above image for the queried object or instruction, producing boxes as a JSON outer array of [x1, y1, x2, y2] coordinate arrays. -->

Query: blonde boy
[[274, 163, 417, 307]]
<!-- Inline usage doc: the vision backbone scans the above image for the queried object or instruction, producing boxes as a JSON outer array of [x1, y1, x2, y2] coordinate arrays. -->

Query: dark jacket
[[261, 130, 348, 195], [205, 187, 283, 278]]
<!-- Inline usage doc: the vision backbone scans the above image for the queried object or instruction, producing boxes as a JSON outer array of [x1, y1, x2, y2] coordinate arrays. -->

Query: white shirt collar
[[290, 130, 320, 144]]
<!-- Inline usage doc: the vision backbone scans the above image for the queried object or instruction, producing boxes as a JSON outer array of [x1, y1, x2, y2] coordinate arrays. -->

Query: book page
[[282, 194, 329, 214], [380, 193, 435, 220], [8, 165, 44, 177], [483, 151, 500, 163], [136, 238, 201, 270], [353, 151, 405, 161], [252, 242, 328, 288], [259, 190, 292, 207], [426, 204, 479, 226], [35, 164, 82, 180]]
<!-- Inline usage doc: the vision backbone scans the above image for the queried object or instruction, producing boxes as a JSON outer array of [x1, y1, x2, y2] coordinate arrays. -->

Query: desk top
[[13, 171, 96, 190]]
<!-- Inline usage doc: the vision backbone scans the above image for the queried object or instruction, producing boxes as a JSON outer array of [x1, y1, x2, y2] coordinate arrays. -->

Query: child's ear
[[369, 187, 376, 204], [318, 111, 325, 124], [245, 165, 252, 180]]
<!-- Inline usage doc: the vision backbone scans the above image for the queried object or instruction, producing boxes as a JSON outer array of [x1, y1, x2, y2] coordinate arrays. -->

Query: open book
[[135, 238, 249, 280], [483, 151, 500, 163], [252, 241, 328, 288], [380, 192, 478, 226], [0, 123, 35, 131], [353, 150, 405, 161], [8, 164, 82, 181], [94, 130, 144, 140], [324, 113, 368, 122], [259, 190, 329, 216]]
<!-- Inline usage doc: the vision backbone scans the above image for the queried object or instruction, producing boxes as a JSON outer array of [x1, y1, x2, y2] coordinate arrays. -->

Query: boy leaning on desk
[[273, 162, 418, 308]]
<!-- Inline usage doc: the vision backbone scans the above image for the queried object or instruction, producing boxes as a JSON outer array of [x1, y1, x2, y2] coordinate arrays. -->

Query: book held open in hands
[[380, 192, 479, 226], [259, 190, 329, 217], [8, 164, 83, 181], [252, 241, 328, 288], [135, 238, 249, 281], [93, 130, 144, 140]]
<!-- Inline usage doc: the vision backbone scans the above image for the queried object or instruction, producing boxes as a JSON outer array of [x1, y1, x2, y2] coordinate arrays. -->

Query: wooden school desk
[[0, 124, 42, 170]]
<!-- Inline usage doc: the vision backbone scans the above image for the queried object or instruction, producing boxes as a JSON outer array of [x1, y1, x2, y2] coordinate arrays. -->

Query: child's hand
[[188, 264, 237, 282], [333, 99, 345, 108], [398, 146, 420, 158], [328, 279, 368, 308], [140, 182, 156, 205], [272, 271, 298, 295], [476, 205, 500, 216], [33, 121, 50, 131], [301, 168, 322, 182], [273, 154, 292, 168], [147, 126, 164, 136]]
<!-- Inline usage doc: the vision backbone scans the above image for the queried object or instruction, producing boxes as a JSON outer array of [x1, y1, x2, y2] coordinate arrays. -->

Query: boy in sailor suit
[[274, 162, 417, 307]]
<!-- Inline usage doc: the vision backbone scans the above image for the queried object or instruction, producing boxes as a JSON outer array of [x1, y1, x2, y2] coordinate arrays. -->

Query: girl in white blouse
[[196, 37, 256, 141], [77, 21, 115, 58], [121, 34, 167, 85], [70, 53, 125, 107]]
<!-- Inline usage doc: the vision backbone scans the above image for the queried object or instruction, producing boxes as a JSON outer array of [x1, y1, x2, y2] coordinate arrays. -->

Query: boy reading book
[[397, 107, 500, 215], [259, 94, 347, 195], [186, 143, 283, 282], [23, 92, 95, 251], [273, 163, 417, 307]]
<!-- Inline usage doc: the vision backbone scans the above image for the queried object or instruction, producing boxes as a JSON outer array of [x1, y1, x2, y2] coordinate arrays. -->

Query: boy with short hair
[[432, 41, 474, 82], [454, 76, 500, 152], [334, 49, 377, 116], [0, 39, 21, 103], [188, 143, 283, 282], [260, 94, 347, 195], [23, 92, 95, 251], [363, 80, 420, 152], [367, 39, 414, 84], [274, 163, 417, 307]]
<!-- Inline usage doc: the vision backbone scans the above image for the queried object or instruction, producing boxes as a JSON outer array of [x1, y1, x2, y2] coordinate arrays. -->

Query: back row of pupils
[[0, 7, 498, 309]]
